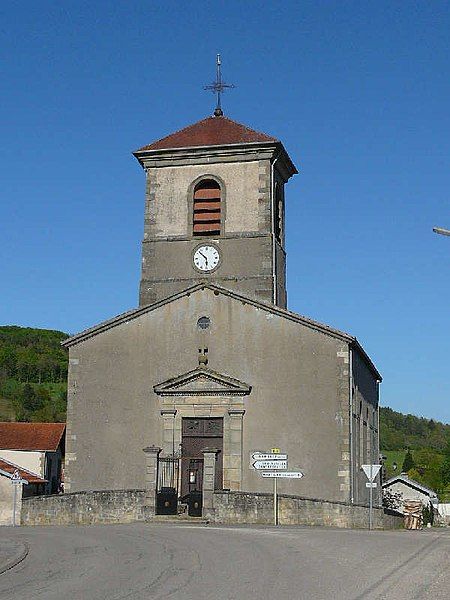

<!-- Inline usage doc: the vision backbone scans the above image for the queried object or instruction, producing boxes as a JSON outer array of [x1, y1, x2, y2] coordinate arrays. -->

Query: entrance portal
[[181, 417, 223, 516]]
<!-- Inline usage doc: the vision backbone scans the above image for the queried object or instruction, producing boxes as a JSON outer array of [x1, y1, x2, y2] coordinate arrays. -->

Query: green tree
[[422, 502, 434, 526], [21, 384, 36, 411], [441, 441, 450, 487], [402, 449, 415, 472], [407, 468, 423, 484], [21, 384, 47, 412], [0, 347, 17, 378], [54, 389, 67, 417], [0, 378, 22, 399], [408, 448, 445, 494], [441, 457, 450, 487]]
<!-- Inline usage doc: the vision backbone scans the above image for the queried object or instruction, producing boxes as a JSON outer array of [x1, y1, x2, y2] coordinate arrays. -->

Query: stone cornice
[[134, 141, 297, 180]]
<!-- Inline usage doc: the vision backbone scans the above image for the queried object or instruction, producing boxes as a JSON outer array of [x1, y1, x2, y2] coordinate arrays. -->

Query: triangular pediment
[[154, 367, 251, 397]]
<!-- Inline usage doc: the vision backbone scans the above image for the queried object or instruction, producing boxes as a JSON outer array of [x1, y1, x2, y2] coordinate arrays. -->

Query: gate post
[[142, 446, 161, 518], [202, 448, 219, 520]]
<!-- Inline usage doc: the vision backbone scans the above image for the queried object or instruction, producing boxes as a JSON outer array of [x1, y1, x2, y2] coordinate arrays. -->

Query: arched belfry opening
[[193, 179, 221, 236]]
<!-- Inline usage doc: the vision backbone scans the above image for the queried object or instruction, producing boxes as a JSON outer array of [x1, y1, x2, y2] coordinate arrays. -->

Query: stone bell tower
[[133, 113, 297, 308]]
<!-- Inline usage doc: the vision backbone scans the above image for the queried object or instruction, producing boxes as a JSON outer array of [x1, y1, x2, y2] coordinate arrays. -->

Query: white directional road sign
[[361, 465, 382, 482], [253, 460, 287, 470], [261, 471, 303, 479], [251, 452, 288, 461]]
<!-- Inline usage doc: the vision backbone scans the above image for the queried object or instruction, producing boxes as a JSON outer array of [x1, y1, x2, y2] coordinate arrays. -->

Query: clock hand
[[199, 251, 208, 266]]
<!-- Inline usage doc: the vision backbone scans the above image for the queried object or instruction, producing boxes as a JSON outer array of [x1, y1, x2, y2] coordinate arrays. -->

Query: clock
[[193, 245, 220, 272]]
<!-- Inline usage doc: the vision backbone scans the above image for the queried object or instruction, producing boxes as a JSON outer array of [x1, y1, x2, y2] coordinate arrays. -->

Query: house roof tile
[[0, 422, 65, 452], [135, 115, 278, 152]]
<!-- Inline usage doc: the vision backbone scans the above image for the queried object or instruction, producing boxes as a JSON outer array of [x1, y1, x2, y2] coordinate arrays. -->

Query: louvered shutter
[[193, 180, 221, 236]]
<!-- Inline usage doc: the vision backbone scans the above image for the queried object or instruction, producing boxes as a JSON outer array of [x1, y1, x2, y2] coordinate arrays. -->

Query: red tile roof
[[135, 115, 278, 152], [0, 422, 65, 452], [0, 458, 46, 484]]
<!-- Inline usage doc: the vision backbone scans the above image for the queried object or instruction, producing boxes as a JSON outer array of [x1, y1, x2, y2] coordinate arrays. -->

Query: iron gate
[[186, 458, 203, 517], [156, 456, 179, 515]]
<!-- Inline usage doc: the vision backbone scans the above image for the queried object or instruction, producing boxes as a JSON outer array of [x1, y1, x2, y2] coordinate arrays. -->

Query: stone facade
[[63, 285, 380, 505], [351, 351, 381, 504], [136, 143, 294, 308], [0, 476, 22, 526], [62, 114, 381, 522]]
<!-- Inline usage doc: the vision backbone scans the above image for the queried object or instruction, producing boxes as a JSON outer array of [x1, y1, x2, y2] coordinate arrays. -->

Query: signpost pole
[[362, 464, 381, 531], [274, 476, 278, 526], [270, 448, 281, 526], [12, 481, 17, 527]]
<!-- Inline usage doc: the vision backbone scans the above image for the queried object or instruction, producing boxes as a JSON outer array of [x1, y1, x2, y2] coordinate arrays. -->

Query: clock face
[[193, 245, 220, 272]]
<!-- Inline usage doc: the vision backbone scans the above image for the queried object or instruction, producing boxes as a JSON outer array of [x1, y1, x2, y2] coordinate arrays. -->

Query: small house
[[382, 474, 438, 510], [0, 458, 46, 525], [0, 422, 65, 495]]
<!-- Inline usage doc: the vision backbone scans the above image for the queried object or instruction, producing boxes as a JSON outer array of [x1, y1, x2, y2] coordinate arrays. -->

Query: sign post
[[251, 448, 304, 526], [271, 448, 280, 526], [274, 476, 278, 525], [10, 469, 27, 527], [361, 464, 381, 530]]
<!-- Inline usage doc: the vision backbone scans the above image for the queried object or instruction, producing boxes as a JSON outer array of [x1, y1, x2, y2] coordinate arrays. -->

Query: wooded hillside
[[380, 406, 450, 452], [0, 326, 68, 422], [380, 406, 450, 499]]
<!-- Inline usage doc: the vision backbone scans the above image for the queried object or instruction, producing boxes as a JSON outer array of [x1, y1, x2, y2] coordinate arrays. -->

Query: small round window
[[197, 316, 211, 330]]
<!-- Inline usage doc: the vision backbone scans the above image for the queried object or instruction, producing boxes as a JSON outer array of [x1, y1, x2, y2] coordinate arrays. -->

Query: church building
[[63, 108, 381, 517]]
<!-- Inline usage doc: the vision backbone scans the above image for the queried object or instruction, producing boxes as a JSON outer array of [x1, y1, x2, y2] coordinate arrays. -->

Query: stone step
[[149, 515, 209, 524]]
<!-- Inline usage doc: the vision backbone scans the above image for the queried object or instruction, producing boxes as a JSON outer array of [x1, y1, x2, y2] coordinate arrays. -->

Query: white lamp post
[[433, 227, 450, 237]]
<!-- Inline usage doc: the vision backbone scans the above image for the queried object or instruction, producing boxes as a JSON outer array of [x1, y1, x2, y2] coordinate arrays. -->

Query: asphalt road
[[0, 523, 449, 599]]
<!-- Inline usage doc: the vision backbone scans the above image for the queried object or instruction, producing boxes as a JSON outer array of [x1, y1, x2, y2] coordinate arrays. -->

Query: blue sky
[[1, 1, 449, 422]]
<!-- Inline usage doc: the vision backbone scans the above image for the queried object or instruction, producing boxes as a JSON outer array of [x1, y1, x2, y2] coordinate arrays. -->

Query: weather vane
[[204, 54, 235, 116]]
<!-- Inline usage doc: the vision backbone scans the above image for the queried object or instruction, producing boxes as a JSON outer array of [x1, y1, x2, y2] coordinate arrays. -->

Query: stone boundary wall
[[21, 490, 146, 526], [21, 488, 403, 529], [207, 491, 403, 529]]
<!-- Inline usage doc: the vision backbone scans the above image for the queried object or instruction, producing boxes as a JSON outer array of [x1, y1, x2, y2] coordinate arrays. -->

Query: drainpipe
[[349, 347, 354, 504], [271, 155, 279, 305]]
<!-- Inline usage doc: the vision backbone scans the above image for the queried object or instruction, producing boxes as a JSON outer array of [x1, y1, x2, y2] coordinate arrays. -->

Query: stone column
[[227, 409, 245, 490], [202, 448, 220, 519], [160, 409, 177, 456], [142, 446, 161, 518]]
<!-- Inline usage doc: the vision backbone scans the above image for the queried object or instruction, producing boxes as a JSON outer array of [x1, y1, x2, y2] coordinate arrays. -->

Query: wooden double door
[[181, 417, 223, 509]]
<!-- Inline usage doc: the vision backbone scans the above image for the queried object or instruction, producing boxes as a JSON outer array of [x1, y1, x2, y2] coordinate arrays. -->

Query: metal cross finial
[[204, 54, 235, 116]]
